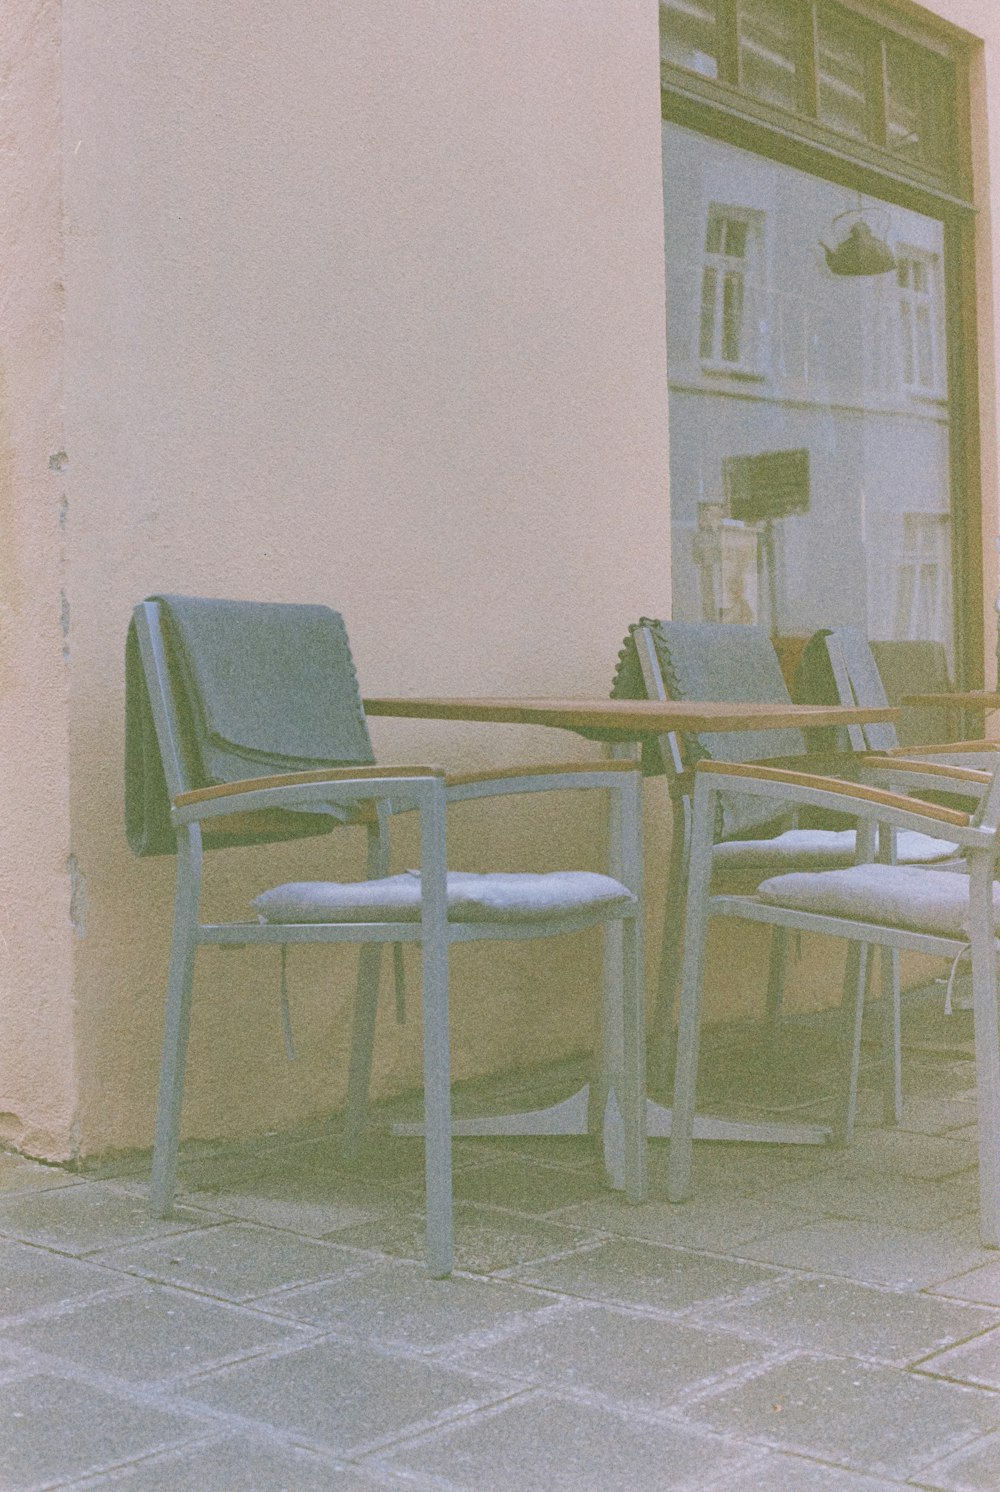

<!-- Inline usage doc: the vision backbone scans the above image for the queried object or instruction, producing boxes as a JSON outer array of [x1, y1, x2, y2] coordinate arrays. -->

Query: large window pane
[[739, 0, 801, 113], [885, 37, 954, 176], [660, 0, 719, 80], [662, 122, 953, 662], [817, 8, 872, 142]]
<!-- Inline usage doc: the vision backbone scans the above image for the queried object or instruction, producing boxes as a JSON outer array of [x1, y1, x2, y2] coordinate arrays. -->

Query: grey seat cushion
[[755, 862, 997, 940], [712, 828, 959, 872], [253, 870, 635, 924]]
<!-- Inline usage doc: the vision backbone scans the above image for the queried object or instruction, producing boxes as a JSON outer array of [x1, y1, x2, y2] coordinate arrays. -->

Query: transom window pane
[[660, 0, 719, 80], [739, 0, 801, 113], [817, 9, 871, 142], [886, 37, 953, 176]]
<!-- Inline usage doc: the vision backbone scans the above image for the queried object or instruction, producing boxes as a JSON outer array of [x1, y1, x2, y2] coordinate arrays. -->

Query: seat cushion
[[712, 828, 959, 872], [253, 869, 635, 924], [755, 862, 998, 940]]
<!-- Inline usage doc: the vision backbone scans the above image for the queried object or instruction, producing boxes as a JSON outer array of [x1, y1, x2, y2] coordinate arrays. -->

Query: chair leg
[[150, 836, 202, 1216], [764, 928, 789, 1054], [621, 913, 647, 1205], [342, 944, 383, 1164], [342, 816, 391, 1164], [880, 946, 903, 1127], [419, 789, 453, 1279], [651, 796, 690, 1097], [832, 942, 869, 1148], [968, 856, 1000, 1249], [666, 787, 715, 1205]]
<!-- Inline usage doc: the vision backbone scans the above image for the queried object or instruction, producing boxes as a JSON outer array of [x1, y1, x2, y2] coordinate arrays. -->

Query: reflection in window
[[659, 0, 718, 79], [885, 37, 953, 176], [699, 208, 760, 370], [817, 9, 870, 142], [895, 513, 949, 640], [897, 249, 940, 393], [739, 0, 800, 113]]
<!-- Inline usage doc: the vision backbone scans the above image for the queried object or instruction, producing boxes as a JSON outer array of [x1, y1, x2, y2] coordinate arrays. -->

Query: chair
[[797, 626, 1000, 770], [666, 750, 1000, 1249], [611, 620, 958, 1138], [127, 596, 646, 1277]]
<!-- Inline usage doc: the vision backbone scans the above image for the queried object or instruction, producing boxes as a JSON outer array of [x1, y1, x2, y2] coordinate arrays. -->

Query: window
[[659, 0, 962, 191], [896, 248, 942, 394], [698, 207, 762, 372], [894, 513, 950, 640]]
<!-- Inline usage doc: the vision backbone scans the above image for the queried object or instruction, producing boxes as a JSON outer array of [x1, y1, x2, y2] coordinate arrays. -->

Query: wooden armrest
[[861, 755, 993, 785], [174, 765, 445, 809], [695, 758, 971, 827], [444, 760, 637, 788]]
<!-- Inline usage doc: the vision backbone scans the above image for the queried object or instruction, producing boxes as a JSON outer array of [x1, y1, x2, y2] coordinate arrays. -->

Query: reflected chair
[[612, 619, 958, 1138], [127, 596, 646, 1277], [666, 751, 1000, 1249]]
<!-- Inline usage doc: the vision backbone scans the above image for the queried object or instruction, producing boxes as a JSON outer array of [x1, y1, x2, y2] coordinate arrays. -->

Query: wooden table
[[364, 694, 901, 1181]]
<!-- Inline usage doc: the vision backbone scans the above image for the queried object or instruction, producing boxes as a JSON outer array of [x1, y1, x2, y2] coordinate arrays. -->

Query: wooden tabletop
[[362, 696, 899, 736]]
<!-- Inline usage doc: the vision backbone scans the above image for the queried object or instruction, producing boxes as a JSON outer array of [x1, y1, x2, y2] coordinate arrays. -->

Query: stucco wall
[[0, 0, 78, 1159], [56, 0, 671, 1155]]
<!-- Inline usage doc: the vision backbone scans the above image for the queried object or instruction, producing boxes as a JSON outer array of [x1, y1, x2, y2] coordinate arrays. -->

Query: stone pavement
[[2, 988, 1000, 1490]]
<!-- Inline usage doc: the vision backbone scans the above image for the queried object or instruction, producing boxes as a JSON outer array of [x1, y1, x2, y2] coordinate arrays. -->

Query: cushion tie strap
[[943, 943, 970, 1017]]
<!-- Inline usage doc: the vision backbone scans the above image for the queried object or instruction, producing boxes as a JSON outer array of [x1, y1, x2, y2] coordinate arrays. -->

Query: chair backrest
[[613, 619, 806, 839], [126, 595, 374, 856], [794, 627, 899, 754], [870, 639, 955, 747]]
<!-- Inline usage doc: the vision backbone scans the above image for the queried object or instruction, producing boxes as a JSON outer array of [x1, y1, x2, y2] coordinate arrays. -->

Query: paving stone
[[177, 1337, 508, 1455], [762, 1169, 979, 1231], [381, 1388, 758, 1490], [734, 1219, 991, 1289], [332, 1203, 599, 1274], [507, 1238, 782, 1311], [897, 1097, 979, 1137], [700, 1276, 1000, 1365], [0, 1373, 205, 1490], [451, 1300, 768, 1408], [0, 1240, 125, 1320], [0, 1181, 211, 1256], [919, 1325, 1000, 1390], [911, 1428, 1000, 1490], [699, 1450, 907, 1489], [71, 1433, 387, 1489], [451, 1158, 607, 1212], [1, 1283, 310, 1383], [830, 1131, 978, 1181], [94, 1221, 366, 1302], [933, 1258, 1000, 1307], [554, 1194, 817, 1250], [0, 1153, 83, 1195], [677, 1143, 841, 1199], [688, 1352, 1000, 1479], [261, 1258, 554, 1350], [179, 1174, 392, 1237]]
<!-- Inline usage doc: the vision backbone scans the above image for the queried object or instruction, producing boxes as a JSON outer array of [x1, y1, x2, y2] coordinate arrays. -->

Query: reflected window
[[817, 8, 871, 142], [660, 0, 718, 79], [739, 0, 801, 113], [896, 249, 942, 394], [699, 207, 763, 371], [895, 513, 950, 640]]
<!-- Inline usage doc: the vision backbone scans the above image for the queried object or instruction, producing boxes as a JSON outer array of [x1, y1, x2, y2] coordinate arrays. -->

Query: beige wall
[[4, 0, 999, 1161], [54, 0, 670, 1156], [0, 0, 78, 1158]]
